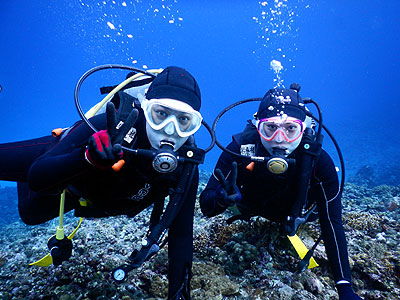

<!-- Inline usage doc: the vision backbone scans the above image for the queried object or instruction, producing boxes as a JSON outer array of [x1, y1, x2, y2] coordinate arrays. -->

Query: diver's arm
[[311, 150, 352, 283], [167, 167, 198, 299], [200, 141, 240, 217], [27, 114, 107, 192]]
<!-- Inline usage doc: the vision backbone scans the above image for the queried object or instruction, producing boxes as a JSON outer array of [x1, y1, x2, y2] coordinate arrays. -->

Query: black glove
[[214, 161, 242, 207], [47, 235, 73, 266], [85, 102, 138, 170], [337, 283, 363, 300]]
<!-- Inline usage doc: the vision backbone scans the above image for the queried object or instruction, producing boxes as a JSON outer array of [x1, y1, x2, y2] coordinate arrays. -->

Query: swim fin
[[29, 218, 83, 267], [29, 253, 53, 267], [287, 234, 318, 269]]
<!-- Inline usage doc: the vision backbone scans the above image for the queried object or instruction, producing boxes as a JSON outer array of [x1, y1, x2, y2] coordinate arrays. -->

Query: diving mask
[[142, 98, 202, 138], [257, 115, 305, 142]]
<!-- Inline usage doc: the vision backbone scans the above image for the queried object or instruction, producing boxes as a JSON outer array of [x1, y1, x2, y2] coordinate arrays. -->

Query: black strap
[[296, 234, 323, 273], [283, 129, 322, 235], [147, 162, 196, 245], [149, 197, 165, 232], [126, 161, 197, 270]]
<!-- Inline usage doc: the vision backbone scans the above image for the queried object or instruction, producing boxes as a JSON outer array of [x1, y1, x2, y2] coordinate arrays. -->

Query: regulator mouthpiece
[[152, 142, 178, 173], [267, 148, 289, 174]]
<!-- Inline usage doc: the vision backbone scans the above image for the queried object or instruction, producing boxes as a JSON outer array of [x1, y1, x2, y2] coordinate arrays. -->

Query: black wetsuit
[[0, 94, 198, 297], [200, 124, 352, 283]]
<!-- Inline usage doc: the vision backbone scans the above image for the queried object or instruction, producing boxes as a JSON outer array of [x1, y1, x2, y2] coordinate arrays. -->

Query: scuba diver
[[0, 66, 205, 300], [200, 85, 363, 300]]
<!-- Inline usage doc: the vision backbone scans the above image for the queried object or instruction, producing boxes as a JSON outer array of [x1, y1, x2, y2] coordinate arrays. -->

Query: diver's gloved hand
[[85, 102, 138, 170], [214, 161, 242, 207], [85, 130, 123, 169], [336, 283, 363, 300], [47, 235, 73, 266]]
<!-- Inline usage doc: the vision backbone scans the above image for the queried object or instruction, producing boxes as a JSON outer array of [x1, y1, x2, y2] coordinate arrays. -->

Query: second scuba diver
[[0, 66, 203, 300], [200, 86, 363, 300]]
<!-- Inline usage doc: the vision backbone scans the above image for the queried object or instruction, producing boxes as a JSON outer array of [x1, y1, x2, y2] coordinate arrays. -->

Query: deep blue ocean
[[0, 0, 400, 220]]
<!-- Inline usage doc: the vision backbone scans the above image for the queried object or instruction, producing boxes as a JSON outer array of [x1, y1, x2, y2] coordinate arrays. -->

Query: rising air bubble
[[270, 60, 283, 73], [270, 60, 284, 88], [107, 21, 116, 30]]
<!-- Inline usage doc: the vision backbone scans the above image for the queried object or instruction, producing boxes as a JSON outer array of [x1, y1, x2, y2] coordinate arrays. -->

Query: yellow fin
[[68, 217, 83, 239], [29, 218, 83, 267], [29, 254, 53, 267], [287, 234, 319, 269]]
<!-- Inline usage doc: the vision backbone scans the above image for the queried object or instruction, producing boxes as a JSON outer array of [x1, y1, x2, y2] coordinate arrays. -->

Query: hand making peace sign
[[214, 161, 242, 207], [85, 102, 138, 170]]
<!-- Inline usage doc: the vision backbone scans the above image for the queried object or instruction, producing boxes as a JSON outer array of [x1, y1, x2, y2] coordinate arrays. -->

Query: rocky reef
[[0, 172, 399, 299], [0, 185, 18, 227], [348, 162, 400, 188]]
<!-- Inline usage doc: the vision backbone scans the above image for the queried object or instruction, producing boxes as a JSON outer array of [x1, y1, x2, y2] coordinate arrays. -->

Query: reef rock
[[0, 179, 400, 299]]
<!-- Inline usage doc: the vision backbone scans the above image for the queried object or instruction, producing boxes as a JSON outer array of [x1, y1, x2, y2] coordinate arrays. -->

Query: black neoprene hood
[[146, 66, 201, 111], [257, 87, 306, 121]]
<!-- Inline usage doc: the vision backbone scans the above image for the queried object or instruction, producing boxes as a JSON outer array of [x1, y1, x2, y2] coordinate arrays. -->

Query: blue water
[[1, 0, 400, 187]]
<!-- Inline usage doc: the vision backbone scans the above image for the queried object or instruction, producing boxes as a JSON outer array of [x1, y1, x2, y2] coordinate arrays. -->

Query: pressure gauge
[[112, 267, 127, 282]]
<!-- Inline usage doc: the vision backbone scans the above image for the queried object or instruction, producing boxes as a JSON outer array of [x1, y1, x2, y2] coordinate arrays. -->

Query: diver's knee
[[18, 211, 43, 225], [18, 203, 51, 225]]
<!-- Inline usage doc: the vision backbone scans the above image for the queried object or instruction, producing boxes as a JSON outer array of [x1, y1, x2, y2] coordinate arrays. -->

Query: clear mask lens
[[142, 99, 202, 137]]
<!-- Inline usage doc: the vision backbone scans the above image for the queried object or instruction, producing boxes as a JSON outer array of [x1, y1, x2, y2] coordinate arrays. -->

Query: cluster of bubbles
[[270, 59, 283, 86], [252, 0, 310, 87], [77, 0, 183, 67]]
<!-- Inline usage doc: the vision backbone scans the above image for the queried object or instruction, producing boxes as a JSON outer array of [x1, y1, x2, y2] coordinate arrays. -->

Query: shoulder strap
[[232, 120, 260, 157], [113, 92, 142, 148]]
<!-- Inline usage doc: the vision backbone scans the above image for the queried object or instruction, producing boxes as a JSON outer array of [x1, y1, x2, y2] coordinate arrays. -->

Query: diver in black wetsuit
[[200, 86, 363, 300], [0, 66, 202, 300]]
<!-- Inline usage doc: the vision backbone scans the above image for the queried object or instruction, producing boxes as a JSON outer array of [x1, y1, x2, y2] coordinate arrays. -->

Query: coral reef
[[349, 161, 400, 187], [0, 174, 399, 299], [0, 186, 18, 227]]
